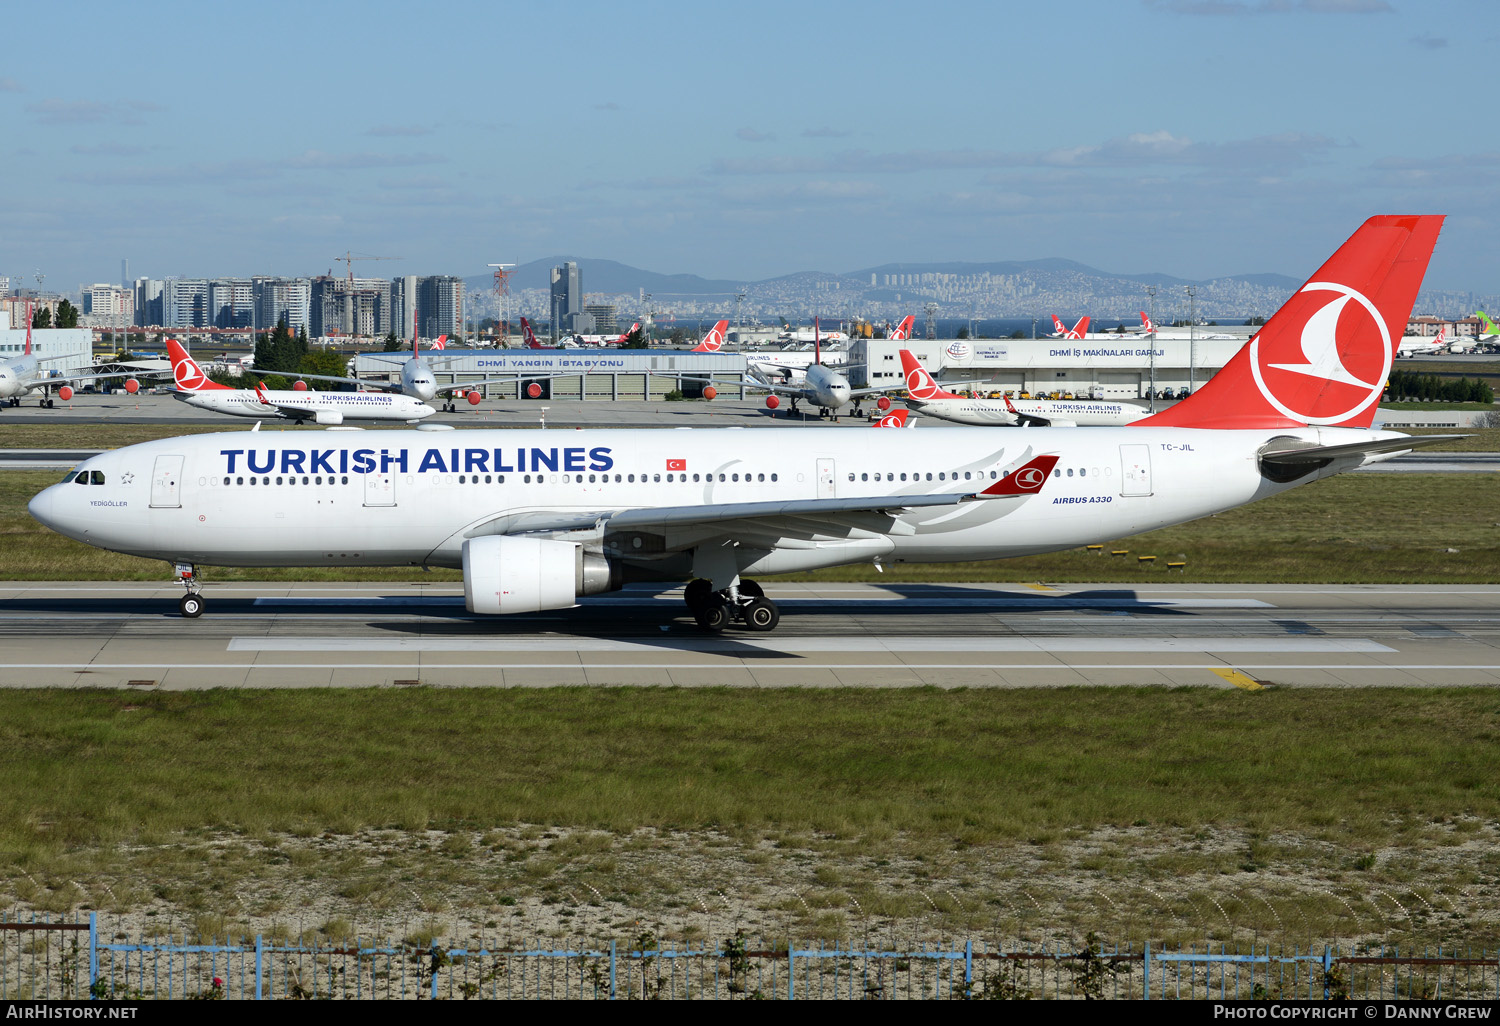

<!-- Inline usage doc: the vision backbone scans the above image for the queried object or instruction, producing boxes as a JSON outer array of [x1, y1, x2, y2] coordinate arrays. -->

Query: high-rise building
[[390, 275, 418, 340], [550, 261, 590, 334], [253, 277, 311, 335], [208, 278, 253, 328], [134, 278, 164, 326], [162, 279, 210, 327], [82, 284, 135, 321], [0, 277, 10, 296], [584, 304, 617, 334], [417, 276, 464, 338], [310, 277, 392, 337]]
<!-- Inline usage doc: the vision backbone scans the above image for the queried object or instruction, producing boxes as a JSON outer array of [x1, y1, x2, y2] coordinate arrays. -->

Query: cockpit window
[[90, 471, 106, 485], [73, 472, 89, 486], [60, 471, 77, 483]]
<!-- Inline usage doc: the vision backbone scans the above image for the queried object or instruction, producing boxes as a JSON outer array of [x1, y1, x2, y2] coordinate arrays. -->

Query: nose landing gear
[[683, 578, 779, 632], [174, 562, 205, 618]]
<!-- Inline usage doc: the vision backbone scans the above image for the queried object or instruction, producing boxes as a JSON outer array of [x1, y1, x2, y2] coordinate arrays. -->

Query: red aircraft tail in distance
[[1136, 214, 1444, 430], [898, 349, 962, 401], [1139, 311, 1155, 333], [691, 320, 730, 352], [165, 338, 232, 392], [520, 318, 543, 349], [611, 322, 641, 346], [888, 315, 915, 341], [872, 408, 912, 428], [1048, 315, 1089, 339]]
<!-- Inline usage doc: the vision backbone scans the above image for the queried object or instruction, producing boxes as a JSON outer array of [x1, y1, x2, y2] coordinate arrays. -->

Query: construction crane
[[334, 251, 401, 286]]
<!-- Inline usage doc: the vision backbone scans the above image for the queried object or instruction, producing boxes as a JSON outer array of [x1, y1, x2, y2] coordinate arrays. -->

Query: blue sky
[[3, 0, 1495, 292]]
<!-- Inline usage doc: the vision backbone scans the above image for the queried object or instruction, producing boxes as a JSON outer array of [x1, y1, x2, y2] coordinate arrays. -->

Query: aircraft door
[[363, 472, 396, 507], [816, 457, 836, 499], [1119, 444, 1152, 496], [149, 455, 184, 508]]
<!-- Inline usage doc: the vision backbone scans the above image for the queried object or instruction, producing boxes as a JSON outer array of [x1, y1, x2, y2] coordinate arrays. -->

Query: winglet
[[977, 455, 1059, 497]]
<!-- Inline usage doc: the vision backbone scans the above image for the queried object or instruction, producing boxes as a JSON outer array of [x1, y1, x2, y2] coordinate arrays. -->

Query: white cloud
[[736, 127, 775, 143]]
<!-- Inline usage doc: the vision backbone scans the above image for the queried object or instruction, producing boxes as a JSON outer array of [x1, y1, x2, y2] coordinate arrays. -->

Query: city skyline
[[2, 1, 1496, 295]]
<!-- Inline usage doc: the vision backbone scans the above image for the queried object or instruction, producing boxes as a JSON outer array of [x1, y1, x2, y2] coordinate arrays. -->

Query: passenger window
[[1066, 468, 1073, 477], [461, 475, 468, 484], [263, 477, 270, 485], [223, 477, 230, 486], [498, 475, 505, 484], [732, 473, 739, 482], [524, 474, 532, 483], [991, 471, 998, 479], [316, 476, 323, 485], [237, 477, 244, 485], [341, 476, 348, 484], [758, 474, 765, 482], [91, 471, 105, 485], [926, 473, 933, 481], [276, 476, 284, 485], [861, 473, 868, 482], [665, 473, 673, 482], [250, 477, 257, 486], [613, 474, 621, 482], [692, 474, 700, 482], [653, 474, 661, 483], [938, 472, 945, 481], [771, 474, 778, 482], [964, 472, 972, 480], [1053, 469, 1061, 478], [847, 473, 855, 482], [1079, 468, 1087, 477], [900, 473, 907, 481], [588, 474, 595, 483], [628, 474, 635, 483]]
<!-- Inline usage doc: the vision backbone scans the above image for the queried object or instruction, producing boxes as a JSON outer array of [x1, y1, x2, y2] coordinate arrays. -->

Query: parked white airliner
[[166, 340, 434, 424], [0, 303, 157, 407], [31, 216, 1449, 633], [899, 350, 1150, 427]]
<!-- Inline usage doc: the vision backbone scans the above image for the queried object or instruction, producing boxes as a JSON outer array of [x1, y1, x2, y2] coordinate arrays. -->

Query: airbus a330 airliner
[[30, 216, 1450, 632]]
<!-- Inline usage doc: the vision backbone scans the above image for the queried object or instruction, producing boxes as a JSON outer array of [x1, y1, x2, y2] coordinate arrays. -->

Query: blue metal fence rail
[[3, 913, 1497, 999]]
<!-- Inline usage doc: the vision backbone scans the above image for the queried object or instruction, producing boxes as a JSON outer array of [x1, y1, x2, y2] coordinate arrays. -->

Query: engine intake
[[462, 536, 621, 615]]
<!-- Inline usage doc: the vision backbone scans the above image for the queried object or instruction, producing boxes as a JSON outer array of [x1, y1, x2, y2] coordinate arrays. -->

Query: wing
[[739, 377, 811, 398]]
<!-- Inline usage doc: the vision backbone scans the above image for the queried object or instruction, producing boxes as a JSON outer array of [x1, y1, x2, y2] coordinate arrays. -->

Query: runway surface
[[2, 581, 1497, 689]]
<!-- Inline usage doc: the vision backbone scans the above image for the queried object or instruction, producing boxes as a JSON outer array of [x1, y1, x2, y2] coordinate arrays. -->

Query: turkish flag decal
[[666, 459, 687, 471]]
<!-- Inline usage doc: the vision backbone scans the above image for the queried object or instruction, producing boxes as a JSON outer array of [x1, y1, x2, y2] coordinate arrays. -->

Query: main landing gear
[[174, 563, 204, 618], [683, 578, 779, 633]]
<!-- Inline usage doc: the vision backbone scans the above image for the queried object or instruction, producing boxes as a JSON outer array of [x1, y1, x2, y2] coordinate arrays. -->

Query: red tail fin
[[1050, 315, 1066, 335], [890, 315, 914, 341], [1136, 215, 1444, 430], [521, 318, 541, 348], [873, 408, 911, 428], [165, 339, 231, 392], [1070, 316, 1090, 338], [1139, 311, 1154, 333], [692, 320, 728, 352], [899, 349, 961, 400], [24, 302, 33, 355]]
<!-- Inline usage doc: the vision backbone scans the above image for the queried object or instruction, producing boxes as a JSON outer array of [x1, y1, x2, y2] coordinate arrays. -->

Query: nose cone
[[28, 485, 57, 529], [413, 380, 436, 402], [412, 403, 436, 419]]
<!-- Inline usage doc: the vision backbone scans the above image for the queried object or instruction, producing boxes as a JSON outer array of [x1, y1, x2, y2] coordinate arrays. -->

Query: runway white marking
[[250, 596, 1276, 610], [227, 636, 1391, 654], [0, 663, 1487, 671]]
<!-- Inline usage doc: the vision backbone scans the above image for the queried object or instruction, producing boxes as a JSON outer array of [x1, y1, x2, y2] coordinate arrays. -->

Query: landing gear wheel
[[45, 399, 54, 409], [738, 579, 764, 598], [179, 593, 205, 618], [694, 601, 730, 632], [684, 578, 713, 611], [742, 597, 780, 632]]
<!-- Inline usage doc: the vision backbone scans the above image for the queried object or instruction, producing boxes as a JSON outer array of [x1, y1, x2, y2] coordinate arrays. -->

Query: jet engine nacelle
[[526, 381, 543, 399], [314, 410, 344, 426], [124, 379, 139, 394], [702, 385, 717, 401], [466, 390, 481, 405], [293, 380, 308, 391], [462, 536, 622, 615], [765, 395, 780, 410], [57, 385, 73, 402], [876, 395, 891, 411]]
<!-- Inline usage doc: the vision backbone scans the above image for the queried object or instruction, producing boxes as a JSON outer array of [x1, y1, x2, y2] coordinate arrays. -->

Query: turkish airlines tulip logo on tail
[[169, 342, 209, 391], [1015, 467, 1045, 489], [1250, 282, 1391, 425], [905, 365, 941, 400]]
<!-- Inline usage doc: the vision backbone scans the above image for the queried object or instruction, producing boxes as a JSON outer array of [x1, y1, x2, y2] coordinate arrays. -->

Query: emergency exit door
[[150, 455, 183, 508], [1119, 444, 1152, 496]]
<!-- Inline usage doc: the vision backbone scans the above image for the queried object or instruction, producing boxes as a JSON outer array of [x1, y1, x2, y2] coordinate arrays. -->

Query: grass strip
[[3, 687, 1497, 862]]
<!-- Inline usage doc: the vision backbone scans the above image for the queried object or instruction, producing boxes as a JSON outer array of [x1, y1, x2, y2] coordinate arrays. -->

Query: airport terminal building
[[351, 349, 752, 400], [851, 334, 1250, 399], [0, 312, 94, 377]]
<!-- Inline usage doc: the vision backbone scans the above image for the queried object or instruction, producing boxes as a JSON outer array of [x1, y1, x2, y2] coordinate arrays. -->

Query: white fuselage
[[748, 349, 849, 381], [175, 388, 434, 423], [29, 424, 1401, 574], [0, 354, 44, 399], [907, 397, 1151, 427]]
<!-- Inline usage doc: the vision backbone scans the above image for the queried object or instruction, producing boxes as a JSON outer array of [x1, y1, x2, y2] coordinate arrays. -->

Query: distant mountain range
[[463, 257, 1485, 320]]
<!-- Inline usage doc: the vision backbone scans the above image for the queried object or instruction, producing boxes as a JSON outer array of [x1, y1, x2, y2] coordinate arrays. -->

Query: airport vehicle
[[166, 340, 435, 424], [1048, 315, 1091, 339], [0, 303, 155, 407], [30, 216, 1449, 634], [899, 350, 1149, 427], [690, 320, 730, 352]]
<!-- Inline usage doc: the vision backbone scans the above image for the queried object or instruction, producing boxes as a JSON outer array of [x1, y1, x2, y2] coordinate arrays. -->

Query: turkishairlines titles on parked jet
[[0, 301, 157, 407], [33, 216, 1453, 633], [898, 350, 1149, 427], [166, 340, 434, 425]]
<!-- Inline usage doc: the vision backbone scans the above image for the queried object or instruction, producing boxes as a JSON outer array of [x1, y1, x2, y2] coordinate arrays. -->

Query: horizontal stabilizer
[[1259, 434, 1464, 464]]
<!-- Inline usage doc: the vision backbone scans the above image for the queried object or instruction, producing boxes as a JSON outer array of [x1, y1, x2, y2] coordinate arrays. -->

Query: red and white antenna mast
[[487, 263, 515, 344]]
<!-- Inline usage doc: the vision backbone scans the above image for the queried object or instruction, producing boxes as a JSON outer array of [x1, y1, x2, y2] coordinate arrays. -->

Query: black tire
[[179, 593, 205, 619], [694, 601, 730, 632], [739, 580, 764, 598], [683, 578, 713, 610], [742, 598, 780, 632]]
